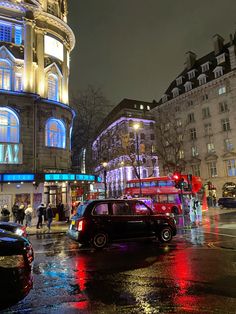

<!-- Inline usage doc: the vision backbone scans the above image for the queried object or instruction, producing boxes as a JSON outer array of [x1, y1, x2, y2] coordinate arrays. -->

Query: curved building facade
[[0, 0, 76, 209]]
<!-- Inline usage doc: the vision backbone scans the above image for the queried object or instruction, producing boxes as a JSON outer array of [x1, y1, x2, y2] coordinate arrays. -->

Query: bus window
[[158, 180, 175, 187], [150, 181, 158, 187], [168, 194, 179, 203], [159, 194, 168, 203], [143, 182, 150, 187]]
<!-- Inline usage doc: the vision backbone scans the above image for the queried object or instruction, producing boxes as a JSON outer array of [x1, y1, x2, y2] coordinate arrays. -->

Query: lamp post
[[133, 122, 142, 197], [102, 161, 108, 199]]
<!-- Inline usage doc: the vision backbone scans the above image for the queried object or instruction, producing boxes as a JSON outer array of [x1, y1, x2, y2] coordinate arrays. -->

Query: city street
[[2, 208, 236, 314]]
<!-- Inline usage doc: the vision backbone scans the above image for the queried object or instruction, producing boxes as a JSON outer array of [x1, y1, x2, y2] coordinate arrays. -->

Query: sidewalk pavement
[[26, 220, 69, 236]]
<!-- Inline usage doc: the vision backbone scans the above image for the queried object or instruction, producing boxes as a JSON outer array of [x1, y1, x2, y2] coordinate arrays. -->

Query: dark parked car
[[0, 221, 27, 237], [218, 197, 236, 208], [0, 229, 34, 309], [68, 199, 177, 249]]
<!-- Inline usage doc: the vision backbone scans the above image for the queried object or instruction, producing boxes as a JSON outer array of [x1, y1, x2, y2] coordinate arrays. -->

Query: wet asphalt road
[[2, 210, 236, 314]]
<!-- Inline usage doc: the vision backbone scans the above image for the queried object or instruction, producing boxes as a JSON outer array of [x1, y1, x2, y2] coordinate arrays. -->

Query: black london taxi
[[0, 229, 34, 309], [68, 199, 177, 249]]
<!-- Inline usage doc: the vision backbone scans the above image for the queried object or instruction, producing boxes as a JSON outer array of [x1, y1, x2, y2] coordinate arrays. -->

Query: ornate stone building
[[0, 0, 75, 208], [92, 99, 159, 198], [152, 34, 236, 197]]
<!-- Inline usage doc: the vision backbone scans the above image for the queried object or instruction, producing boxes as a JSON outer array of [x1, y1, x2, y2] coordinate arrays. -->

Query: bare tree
[[154, 108, 189, 175], [71, 86, 113, 173]]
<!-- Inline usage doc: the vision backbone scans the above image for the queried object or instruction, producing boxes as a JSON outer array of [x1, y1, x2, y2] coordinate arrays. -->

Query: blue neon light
[[76, 174, 95, 181], [45, 174, 75, 181], [3, 174, 35, 182], [97, 177, 102, 183]]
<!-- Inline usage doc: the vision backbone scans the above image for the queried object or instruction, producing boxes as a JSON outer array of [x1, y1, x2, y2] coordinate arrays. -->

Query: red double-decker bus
[[124, 176, 203, 215]]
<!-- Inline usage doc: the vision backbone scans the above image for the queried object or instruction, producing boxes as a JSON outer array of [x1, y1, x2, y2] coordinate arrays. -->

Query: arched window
[[0, 107, 19, 143], [45, 118, 66, 148], [48, 74, 58, 101], [0, 60, 11, 90]]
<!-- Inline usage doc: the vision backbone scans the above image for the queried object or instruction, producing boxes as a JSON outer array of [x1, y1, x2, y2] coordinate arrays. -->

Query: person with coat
[[36, 203, 45, 229], [12, 203, 19, 223], [17, 204, 25, 224], [46, 203, 54, 232], [0, 205, 10, 222], [64, 203, 70, 223], [25, 204, 33, 227]]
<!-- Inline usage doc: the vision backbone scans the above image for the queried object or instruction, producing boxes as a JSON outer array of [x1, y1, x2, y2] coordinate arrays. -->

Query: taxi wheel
[[91, 232, 108, 249], [158, 227, 172, 243]]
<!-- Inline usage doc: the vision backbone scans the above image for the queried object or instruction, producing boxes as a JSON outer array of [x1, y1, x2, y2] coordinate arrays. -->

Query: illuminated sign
[[76, 174, 95, 181], [3, 174, 35, 182], [0, 143, 22, 164], [45, 174, 75, 181], [44, 35, 63, 61]]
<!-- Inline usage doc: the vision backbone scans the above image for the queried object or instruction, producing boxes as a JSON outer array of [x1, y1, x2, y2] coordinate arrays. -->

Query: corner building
[[152, 34, 236, 197], [0, 0, 75, 208]]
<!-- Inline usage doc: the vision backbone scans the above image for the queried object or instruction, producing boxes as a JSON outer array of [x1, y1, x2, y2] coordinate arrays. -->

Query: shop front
[[0, 173, 101, 220]]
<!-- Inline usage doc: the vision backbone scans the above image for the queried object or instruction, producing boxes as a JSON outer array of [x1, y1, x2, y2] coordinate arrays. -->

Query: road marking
[[203, 231, 236, 238]]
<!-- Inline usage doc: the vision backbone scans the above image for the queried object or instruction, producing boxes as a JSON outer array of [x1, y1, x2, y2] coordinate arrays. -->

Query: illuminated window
[[45, 118, 66, 148], [0, 60, 11, 90], [15, 74, 22, 91], [48, 74, 58, 101], [226, 159, 236, 176], [15, 26, 22, 45], [0, 107, 19, 143], [224, 138, 233, 151], [218, 86, 226, 95], [0, 23, 11, 42], [208, 161, 217, 177]]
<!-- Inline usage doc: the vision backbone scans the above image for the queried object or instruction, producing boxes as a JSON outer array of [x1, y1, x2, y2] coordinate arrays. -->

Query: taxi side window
[[93, 203, 109, 215], [134, 202, 150, 215], [112, 202, 133, 215]]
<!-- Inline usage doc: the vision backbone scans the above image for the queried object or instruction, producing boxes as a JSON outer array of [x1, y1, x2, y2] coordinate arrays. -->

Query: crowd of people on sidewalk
[[0, 201, 72, 232]]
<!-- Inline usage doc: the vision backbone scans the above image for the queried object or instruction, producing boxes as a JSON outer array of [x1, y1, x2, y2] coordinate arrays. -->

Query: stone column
[[61, 43, 69, 104], [23, 19, 34, 92], [35, 27, 45, 96]]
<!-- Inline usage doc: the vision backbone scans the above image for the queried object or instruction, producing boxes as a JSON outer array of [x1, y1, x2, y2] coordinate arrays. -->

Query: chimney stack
[[185, 51, 196, 70], [213, 34, 224, 55]]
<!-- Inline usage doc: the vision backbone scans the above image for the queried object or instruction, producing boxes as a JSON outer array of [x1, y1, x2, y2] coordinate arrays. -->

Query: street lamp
[[133, 122, 142, 197], [102, 161, 108, 199]]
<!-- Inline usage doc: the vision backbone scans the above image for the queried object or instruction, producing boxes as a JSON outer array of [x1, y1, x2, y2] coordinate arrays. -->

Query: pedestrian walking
[[12, 203, 19, 223], [46, 203, 54, 232], [57, 202, 64, 221], [64, 203, 70, 223], [36, 203, 45, 229], [17, 204, 25, 224], [189, 194, 197, 226], [25, 204, 33, 227], [0, 205, 10, 222]]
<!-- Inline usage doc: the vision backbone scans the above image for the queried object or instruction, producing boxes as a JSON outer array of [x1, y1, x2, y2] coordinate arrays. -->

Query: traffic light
[[173, 172, 181, 181], [172, 172, 185, 189]]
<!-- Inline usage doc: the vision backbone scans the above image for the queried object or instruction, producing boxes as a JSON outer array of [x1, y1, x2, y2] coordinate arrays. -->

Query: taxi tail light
[[78, 220, 84, 231], [25, 244, 34, 264]]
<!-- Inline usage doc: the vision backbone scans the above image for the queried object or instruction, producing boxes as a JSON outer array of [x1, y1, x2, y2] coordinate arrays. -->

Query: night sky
[[68, 0, 236, 105]]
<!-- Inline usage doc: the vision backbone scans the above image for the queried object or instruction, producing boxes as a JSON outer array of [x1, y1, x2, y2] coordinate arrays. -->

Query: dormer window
[[172, 87, 179, 98], [188, 70, 196, 80], [184, 81, 192, 92], [176, 76, 183, 86], [216, 53, 226, 65], [140, 104, 144, 109], [162, 94, 168, 103], [198, 74, 207, 86], [201, 62, 210, 72], [213, 66, 223, 78], [147, 105, 150, 111]]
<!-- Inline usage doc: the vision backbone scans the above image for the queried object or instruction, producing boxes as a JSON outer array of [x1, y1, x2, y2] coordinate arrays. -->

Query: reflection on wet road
[[2, 211, 236, 314]]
